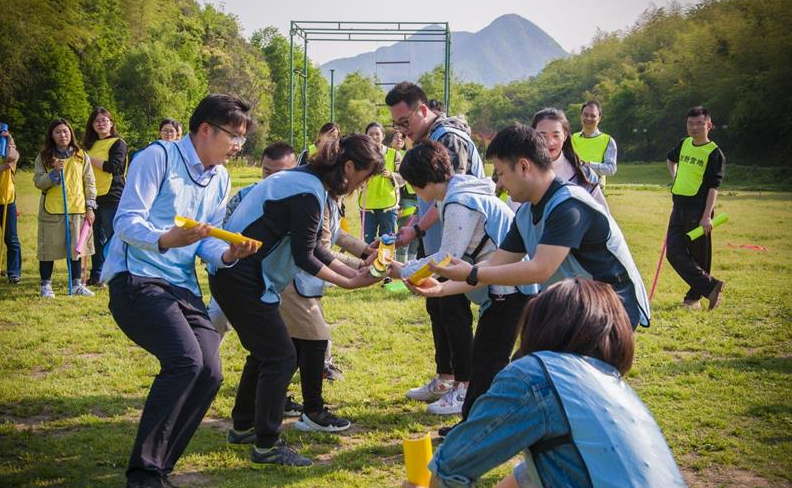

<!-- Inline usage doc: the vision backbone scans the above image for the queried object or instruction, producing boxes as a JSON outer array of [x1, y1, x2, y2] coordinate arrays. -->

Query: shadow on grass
[[0, 394, 145, 423], [650, 354, 792, 376]]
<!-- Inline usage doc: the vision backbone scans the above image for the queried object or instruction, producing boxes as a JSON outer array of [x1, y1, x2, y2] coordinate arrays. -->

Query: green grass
[[1, 166, 790, 487]]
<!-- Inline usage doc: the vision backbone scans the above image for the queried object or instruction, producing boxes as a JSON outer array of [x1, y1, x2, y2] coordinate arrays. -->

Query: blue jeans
[[429, 355, 588, 488], [0, 202, 21, 278], [362, 208, 397, 244], [91, 204, 118, 279]]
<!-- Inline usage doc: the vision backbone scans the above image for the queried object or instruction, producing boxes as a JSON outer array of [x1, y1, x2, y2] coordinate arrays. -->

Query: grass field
[[1, 162, 790, 488]]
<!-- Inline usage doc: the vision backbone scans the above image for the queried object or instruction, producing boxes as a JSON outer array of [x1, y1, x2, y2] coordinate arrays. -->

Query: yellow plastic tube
[[686, 213, 729, 241], [403, 433, 433, 486], [174, 216, 262, 248], [408, 254, 452, 286]]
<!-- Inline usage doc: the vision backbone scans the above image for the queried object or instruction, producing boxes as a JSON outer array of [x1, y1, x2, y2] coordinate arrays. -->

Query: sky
[[200, 0, 699, 65]]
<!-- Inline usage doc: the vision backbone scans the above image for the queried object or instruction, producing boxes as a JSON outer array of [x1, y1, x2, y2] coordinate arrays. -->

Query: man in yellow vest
[[0, 126, 21, 284], [571, 100, 617, 189], [666, 106, 725, 310]]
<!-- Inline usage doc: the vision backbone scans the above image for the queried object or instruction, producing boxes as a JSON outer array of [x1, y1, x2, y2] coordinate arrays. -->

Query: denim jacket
[[429, 354, 590, 488]]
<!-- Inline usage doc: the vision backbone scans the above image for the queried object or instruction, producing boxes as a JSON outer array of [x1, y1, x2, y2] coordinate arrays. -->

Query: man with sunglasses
[[385, 82, 486, 418], [101, 93, 259, 488]]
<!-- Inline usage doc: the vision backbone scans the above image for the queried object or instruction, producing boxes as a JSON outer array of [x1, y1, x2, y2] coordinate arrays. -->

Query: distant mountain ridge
[[320, 14, 568, 87]]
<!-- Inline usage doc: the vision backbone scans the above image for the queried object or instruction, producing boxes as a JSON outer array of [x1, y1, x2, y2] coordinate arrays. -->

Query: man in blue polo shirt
[[101, 94, 258, 488]]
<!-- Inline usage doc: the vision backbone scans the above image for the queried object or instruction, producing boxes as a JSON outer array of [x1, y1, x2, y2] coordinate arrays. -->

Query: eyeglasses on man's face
[[208, 121, 247, 147], [391, 104, 422, 130]]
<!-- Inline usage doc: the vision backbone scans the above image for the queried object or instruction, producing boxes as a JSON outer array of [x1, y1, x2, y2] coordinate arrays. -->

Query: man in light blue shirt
[[102, 94, 258, 488]]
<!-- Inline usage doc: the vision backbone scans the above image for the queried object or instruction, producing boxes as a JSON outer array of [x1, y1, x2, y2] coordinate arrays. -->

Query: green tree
[[334, 72, 384, 134]]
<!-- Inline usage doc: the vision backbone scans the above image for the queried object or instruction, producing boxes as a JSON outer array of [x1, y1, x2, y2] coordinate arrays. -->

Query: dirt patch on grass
[[0, 413, 52, 430], [170, 471, 212, 486], [682, 465, 791, 488], [202, 416, 232, 432]]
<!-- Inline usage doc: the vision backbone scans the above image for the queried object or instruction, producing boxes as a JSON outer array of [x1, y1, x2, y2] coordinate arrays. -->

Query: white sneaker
[[73, 284, 95, 297], [406, 375, 455, 402], [427, 382, 467, 415], [41, 283, 55, 298]]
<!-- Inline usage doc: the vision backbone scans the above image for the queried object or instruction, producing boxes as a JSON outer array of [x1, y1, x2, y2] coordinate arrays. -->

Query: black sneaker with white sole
[[284, 395, 303, 417], [227, 427, 256, 444], [250, 438, 312, 467], [295, 408, 351, 432]]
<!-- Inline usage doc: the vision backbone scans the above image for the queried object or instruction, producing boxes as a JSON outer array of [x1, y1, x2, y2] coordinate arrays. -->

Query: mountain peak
[[321, 14, 567, 87]]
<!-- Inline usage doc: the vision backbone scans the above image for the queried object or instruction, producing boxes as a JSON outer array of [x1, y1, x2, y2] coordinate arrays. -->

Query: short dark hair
[[385, 82, 427, 108], [686, 105, 711, 119], [581, 100, 602, 117], [189, 93, 252, 134], [262, 142, 295, 162], [399, 141, 453, 188], [311, 133, 384, 197], [486, 124, 552, 171], [517, 277, 635, 375]]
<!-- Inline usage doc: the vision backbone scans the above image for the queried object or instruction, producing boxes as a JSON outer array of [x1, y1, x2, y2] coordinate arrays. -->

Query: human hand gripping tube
[[403, 433, 433, 486], [174, 216, 262, 249], [370, 234, 395, 277], [687, 213, 729, 241]]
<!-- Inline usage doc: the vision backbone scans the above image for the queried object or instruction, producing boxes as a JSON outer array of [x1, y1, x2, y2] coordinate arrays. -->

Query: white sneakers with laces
[[406, 375, 454, 402], [427, 382, 467, 415]]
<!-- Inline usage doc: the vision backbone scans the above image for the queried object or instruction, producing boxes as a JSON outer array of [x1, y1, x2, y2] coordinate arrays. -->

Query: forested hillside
[[1, 0, 789, 165]]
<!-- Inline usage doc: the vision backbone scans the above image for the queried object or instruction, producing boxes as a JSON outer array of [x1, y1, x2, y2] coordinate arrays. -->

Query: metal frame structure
[[289, 21, 451, 148]]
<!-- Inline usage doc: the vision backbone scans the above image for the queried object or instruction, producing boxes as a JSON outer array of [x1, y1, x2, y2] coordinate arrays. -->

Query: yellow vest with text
[[0, 161, 14, 205], [359, 147, 398, 209], [44, 151, 86, 214], [87, 137, 122, 196], [671, 137, 717, 197]]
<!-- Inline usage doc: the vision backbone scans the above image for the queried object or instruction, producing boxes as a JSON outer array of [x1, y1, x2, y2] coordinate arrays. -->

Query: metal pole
[[289, 23, 295, 146], [444, 23, 451, 113], [330, 69, 335, 123], [303, 38, 309, 151]]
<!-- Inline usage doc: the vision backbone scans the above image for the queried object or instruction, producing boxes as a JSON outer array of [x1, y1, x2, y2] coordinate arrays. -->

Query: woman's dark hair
[[83, 107, 120, 149], [531, 108, 592, 185], [159, 118, 180, 131], [581, 100, 602, 117], [315, 122, 340, 143], [310, 133, 384, 197], [384, 129, 409, 150], [398, 141, 452, 188], [385, 81, 428, 108], [485, 124, 552, 171], [189, 93, 252, 134], [365, 121, 384, 134], [41, 118, 81, 170], [517, 277, 635, 375]]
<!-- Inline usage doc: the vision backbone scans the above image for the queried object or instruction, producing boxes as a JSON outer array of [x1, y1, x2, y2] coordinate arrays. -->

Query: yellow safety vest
[[359, 147, 398, 210], [572, 131, 611, 186], [671, 137, 717, 197], [571, 132, 610, 163], [44, 150, 87, 214], [87, 137, 122, 196], [0, 162, 14, 205], [397, 149, 416, 196]]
